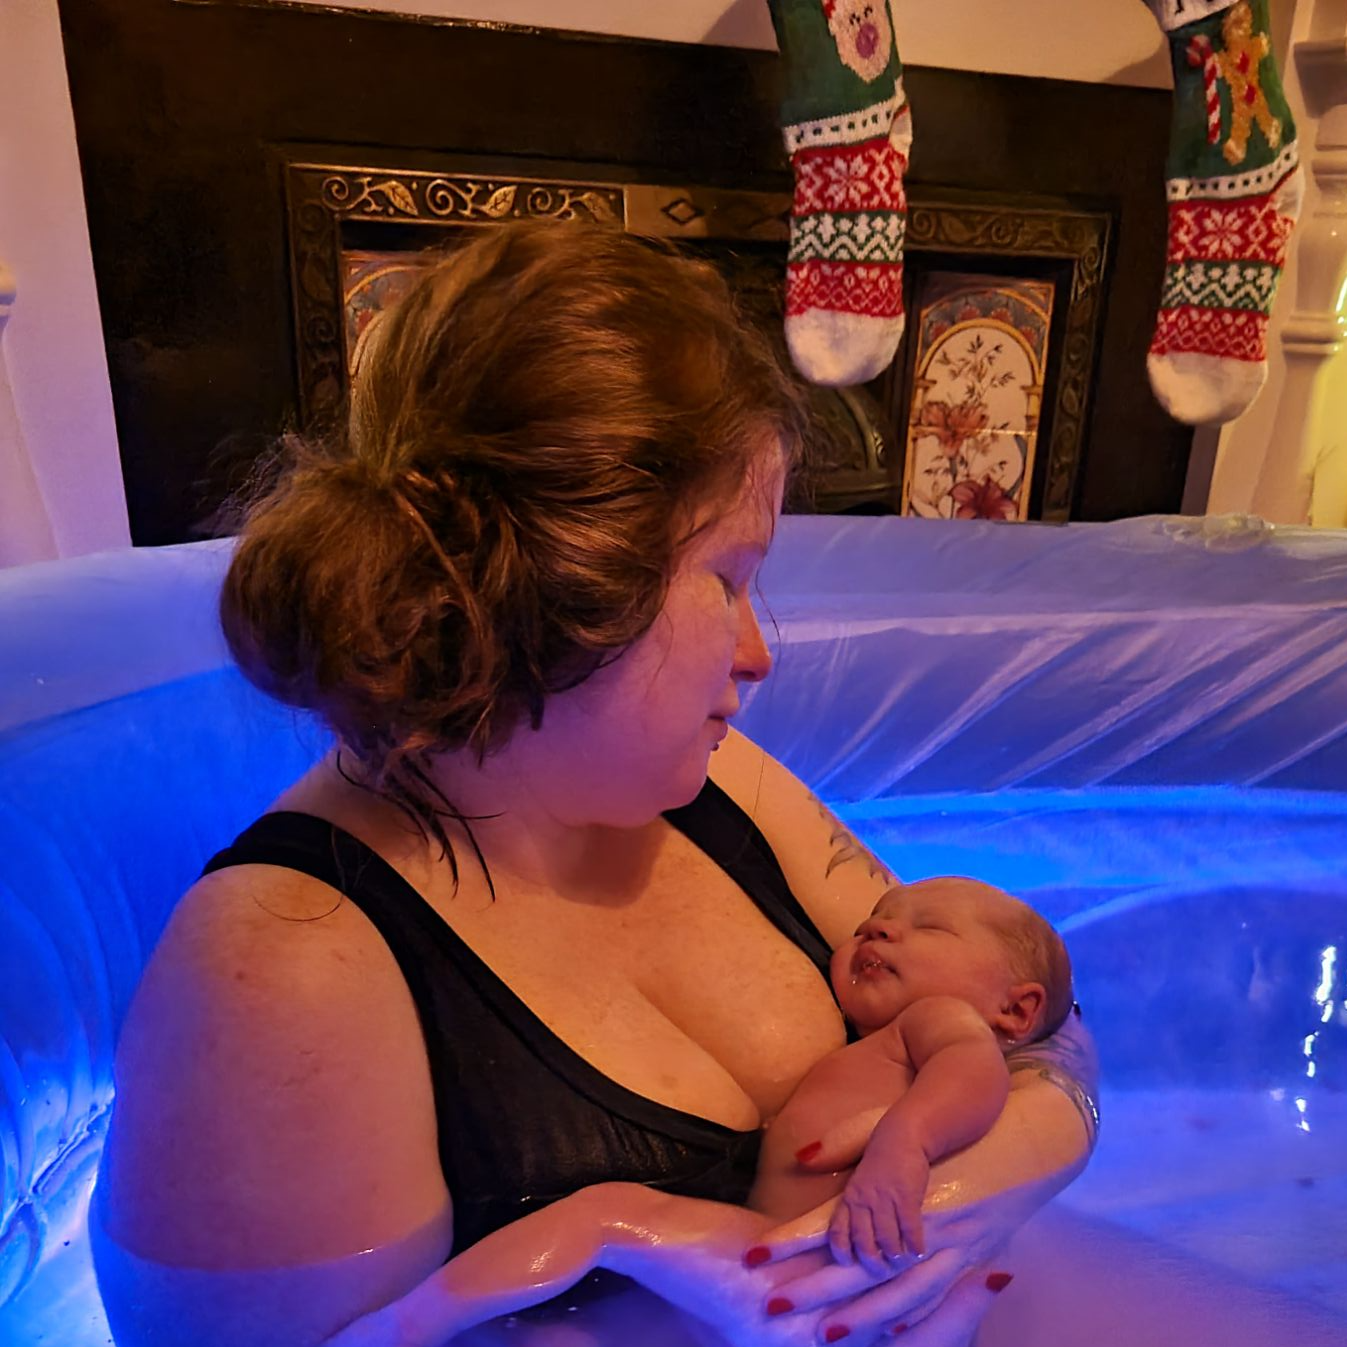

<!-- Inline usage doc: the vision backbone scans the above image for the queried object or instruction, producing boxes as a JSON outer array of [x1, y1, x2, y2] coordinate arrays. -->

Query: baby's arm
[[829, 996, 1009, 1267]]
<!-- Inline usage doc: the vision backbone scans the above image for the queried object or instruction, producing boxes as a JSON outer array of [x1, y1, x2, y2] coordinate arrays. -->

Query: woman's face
[[517, 447, 786, 828]]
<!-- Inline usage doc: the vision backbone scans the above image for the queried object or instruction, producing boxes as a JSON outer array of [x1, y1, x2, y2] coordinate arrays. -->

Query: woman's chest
[[442, 831, 846, 1130]]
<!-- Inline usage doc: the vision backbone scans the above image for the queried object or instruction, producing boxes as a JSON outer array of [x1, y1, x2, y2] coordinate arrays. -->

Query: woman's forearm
[[334, 1184, 777, 1347], [1004, 1010, 1101, 1150], [923, 1075, 1091, 1222], [377, 1187, 627, 1346]]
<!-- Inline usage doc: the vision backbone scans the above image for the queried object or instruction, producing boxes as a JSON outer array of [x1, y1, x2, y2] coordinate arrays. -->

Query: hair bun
[[220, 221, 807, 864]]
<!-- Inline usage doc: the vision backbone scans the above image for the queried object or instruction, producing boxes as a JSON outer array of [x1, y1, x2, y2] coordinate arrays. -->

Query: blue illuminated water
[[2, 785, 1344, 1344], [845, 786, 1347, 1331]]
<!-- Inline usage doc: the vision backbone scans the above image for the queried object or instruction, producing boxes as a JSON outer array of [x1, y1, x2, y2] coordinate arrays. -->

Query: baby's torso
[[750, 1025, 914, 1219]]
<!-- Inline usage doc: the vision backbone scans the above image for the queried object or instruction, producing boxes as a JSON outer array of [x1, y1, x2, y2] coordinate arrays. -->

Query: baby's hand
[[826, 1145, 929, 1277]]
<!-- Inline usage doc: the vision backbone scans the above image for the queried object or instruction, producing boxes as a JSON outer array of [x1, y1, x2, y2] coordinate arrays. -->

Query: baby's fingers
[[864, 1198, 911, 1268], [827, 1202, 856, 1266], [898, 1201, 927, 1258], [842, 1204, 894, 1280]]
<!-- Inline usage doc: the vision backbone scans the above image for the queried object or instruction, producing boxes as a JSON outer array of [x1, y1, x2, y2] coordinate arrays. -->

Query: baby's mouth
[[853, 943, 895, 978]]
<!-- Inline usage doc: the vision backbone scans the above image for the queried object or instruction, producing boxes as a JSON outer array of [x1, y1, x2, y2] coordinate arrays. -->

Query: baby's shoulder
[[847, 1017, 918, 1071], [894, 995, 998, 1059]]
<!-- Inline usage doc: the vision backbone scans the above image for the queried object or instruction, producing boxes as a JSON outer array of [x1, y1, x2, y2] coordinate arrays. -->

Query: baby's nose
[[858, 918, 900, 942]]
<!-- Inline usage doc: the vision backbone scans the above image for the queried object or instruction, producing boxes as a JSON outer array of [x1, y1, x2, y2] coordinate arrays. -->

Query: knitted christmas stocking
[[768, 0, 911, 387], [1145, 0, 1303, 425]]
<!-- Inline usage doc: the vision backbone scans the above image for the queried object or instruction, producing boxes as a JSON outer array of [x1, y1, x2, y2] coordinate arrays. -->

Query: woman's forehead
[[688, 461, 783, 551]]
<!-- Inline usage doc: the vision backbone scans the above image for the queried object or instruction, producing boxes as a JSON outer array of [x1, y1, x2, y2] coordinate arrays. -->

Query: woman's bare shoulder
[[102, 861, 450, 1266], [708, 728, 898, 949]]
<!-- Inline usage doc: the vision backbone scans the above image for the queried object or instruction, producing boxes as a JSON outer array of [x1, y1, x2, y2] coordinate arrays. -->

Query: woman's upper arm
[[710, 727, 897, 948], [925, 1068, 1092, 1220], [100, 865, 453, 1269], [1006, 1007, 1102, 1151]]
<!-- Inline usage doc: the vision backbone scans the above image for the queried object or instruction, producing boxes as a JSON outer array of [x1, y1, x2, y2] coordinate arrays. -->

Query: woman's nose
[[733, 594, 773, 684]]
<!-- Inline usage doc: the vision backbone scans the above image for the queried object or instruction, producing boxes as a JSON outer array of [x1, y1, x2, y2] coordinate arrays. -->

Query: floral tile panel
[[342, 250, 424, 376], [900, 274, 1055, 521]]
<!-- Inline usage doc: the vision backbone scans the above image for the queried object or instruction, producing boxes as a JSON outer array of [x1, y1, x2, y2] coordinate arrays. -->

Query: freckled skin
[[329, 881, 1043, 1347]]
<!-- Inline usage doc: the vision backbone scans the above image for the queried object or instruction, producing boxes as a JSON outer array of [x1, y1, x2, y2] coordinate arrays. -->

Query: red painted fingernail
[[986, 1271, 1015, 1293], [795, 1140, 823, 1163], [766, 1297, 794, 1316], [825, 1328, 851, 1343], [744, 1245, 771, 1267], [892, 1328, 908, 1337]]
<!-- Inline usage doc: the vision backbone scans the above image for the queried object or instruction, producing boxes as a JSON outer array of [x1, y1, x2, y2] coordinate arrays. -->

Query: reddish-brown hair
[[221, 222, 807, 855]]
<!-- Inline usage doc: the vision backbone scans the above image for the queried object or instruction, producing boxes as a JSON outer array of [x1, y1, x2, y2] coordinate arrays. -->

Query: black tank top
[[202, 777, 838, 1257]]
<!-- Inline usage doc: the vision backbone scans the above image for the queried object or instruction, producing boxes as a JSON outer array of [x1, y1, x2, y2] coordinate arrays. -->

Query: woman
[[92, 223, 1096, 1347]]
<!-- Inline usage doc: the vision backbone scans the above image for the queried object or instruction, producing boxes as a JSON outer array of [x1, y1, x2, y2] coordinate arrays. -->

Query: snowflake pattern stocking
[[768, 0, 911, 387], [1145, 0, 1303, 425]]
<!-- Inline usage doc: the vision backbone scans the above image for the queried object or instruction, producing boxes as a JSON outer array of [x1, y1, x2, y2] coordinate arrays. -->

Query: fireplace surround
[[58, 0, 1192, 541]]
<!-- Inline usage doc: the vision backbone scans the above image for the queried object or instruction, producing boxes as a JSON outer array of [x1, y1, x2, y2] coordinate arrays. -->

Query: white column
[[0, 260, 59, 566], [1255, 7, 1347, 525], [0, 0, 129, 563], [1210, 0, 1347, 525]]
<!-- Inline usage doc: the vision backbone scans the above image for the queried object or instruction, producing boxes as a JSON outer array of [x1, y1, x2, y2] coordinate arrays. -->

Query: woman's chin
[[665, 758, 713, 810]]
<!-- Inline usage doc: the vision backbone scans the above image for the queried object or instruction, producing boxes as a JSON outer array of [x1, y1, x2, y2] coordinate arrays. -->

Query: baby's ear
[[994, 982, 1046, 1045]]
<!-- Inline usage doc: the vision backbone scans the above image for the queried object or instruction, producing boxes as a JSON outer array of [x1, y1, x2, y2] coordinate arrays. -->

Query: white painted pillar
[[1211, 0, 1347, 525], [0, 260, 59, 566], [1253, 4, 1347, 525], [0, 0, 129, 564]]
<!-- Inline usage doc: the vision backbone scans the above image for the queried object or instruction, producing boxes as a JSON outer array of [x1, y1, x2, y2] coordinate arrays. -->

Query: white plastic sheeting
[[741, 514, 1347, 796]]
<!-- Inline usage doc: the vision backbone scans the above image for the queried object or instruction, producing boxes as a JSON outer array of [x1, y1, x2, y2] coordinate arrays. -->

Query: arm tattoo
[[813, 795, 898, 886], [1006, 1011, 1102, 1149]]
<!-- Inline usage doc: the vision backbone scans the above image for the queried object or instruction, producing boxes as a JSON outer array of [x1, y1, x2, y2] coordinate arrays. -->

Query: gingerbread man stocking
[[767, 0, 911, 387], [1144, 0, 1303, 425]]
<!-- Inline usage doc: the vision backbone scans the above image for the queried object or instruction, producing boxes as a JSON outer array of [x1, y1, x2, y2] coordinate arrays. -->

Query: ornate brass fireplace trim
[[287, 159, 1108, 517], [286, 162, 631, 425]]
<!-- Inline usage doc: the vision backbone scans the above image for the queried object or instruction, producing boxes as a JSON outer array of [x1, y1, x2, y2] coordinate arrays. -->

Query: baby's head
[[830, 878, 1073, 1047]]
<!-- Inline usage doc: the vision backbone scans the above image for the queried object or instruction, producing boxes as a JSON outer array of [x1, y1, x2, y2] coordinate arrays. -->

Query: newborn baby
[[750, 877, 1074, 1266], [327, 877, 1073, 1346]]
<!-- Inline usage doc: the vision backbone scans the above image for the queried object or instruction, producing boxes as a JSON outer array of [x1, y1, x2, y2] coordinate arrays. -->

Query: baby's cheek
[[829, 942, 856, 993]]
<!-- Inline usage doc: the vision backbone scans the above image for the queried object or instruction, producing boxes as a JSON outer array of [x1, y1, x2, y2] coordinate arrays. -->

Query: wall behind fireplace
[[55, 0, 1203, 544], [283, 0, 1176, 86]]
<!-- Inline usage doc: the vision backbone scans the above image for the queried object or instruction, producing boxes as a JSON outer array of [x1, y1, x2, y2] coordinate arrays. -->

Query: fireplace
[[58, 0, 1190, 542]]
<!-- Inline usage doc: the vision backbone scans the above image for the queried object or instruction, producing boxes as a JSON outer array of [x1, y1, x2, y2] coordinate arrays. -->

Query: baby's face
[[830, 878, 1025, 1036]]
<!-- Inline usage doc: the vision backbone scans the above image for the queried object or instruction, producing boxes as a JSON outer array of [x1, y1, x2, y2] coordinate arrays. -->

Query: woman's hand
[[745, 1192, 1020, 1345], [744, 1077, 1091, 1344]]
